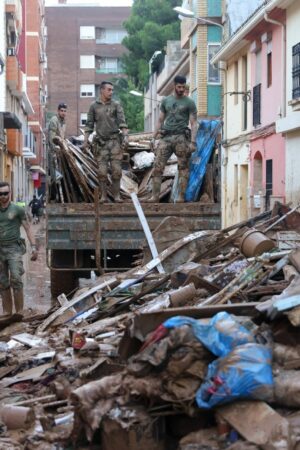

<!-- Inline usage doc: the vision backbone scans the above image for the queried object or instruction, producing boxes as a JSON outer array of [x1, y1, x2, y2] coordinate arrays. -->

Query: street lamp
[[148, 50, 162, 74], [173, 6, 224, 30], [130, 90, 161, 104]]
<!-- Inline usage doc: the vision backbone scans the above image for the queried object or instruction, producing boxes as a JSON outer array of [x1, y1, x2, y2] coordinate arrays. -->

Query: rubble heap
[[0, 203, 300, 449]]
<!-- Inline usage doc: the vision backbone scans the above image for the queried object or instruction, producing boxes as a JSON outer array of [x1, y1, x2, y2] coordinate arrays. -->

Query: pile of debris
[[52, 122, 220, 204], [1, 203, 300, 448]]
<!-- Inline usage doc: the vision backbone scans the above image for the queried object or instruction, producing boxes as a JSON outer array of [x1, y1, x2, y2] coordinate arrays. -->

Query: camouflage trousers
[[0, 241, 26, 291], [94, 137, 123, 182], [153, 134, 190, 182]]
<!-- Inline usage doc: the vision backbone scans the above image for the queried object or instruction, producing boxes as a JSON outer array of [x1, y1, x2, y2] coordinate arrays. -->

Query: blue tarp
[[185, 119, 222, 202]]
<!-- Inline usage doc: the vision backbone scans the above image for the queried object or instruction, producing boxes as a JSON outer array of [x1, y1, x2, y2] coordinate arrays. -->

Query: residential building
[[45, 2, 130, 136], [276, 0, 300, 206], [180, 0, 223, 119], [25, 0, 47, 195], [0, 0, 45, 202], [213, 0, 287, 227]]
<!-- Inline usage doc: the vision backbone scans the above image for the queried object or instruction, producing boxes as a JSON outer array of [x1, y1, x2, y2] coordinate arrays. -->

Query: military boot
[[1, 289, 13, 315], [112, 180, 123, 203], [99, 181, 108, 203], [177, 175, 188, 203], [148, 177, 161, 203], [13, 289, 24, 313]]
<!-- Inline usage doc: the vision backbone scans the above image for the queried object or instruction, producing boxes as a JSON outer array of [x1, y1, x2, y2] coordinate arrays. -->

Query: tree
[[112, 78, 144, 133], [122, 0, 181, 89]]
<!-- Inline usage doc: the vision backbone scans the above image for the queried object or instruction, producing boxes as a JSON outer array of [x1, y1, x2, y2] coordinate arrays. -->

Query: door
[[239, 164, 249, 221]]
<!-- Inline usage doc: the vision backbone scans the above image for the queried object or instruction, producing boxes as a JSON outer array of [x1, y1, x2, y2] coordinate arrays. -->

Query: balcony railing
[[95, 68, 125, 74], [292, 42, 300, 99]]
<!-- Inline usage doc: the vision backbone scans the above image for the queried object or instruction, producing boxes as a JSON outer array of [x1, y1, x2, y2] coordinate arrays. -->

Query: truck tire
[[50, 270, 79, 299]]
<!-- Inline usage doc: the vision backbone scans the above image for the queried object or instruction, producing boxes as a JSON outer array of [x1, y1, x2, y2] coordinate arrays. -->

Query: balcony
[[6, 55, 23, 96], [6, 129, 22, 156], [5, 0, 22, 33]]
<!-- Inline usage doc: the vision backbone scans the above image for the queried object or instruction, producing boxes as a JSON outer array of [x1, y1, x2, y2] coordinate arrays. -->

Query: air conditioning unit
[[7, 47, 15, 56]]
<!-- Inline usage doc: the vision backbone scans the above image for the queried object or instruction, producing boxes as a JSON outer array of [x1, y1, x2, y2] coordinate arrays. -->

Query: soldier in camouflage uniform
[[83, 81, 128, 203], [0, 182, 38, 315], [47, 103, 67, 196], [149, 75, 198, 203]]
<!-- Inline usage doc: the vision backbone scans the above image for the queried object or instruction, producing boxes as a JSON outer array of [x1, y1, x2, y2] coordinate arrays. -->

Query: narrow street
[[23, 219, 52, 313]]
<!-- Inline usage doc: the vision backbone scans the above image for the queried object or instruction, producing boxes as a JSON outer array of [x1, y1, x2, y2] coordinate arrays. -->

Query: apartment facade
[[213, 0, 287, 227], [0, 0, 46, 201], [45, 3, 130, 137], [180, 0, 223, 119], [276, 0, 300, 206]]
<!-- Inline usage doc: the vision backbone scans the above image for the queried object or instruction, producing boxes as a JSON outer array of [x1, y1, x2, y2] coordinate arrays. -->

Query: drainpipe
[[219, 62, 228, 227], [264, 11, 286, 117]]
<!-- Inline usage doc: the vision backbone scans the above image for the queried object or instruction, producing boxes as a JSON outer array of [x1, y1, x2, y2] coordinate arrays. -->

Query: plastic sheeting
[[185, 119, 221, 203]]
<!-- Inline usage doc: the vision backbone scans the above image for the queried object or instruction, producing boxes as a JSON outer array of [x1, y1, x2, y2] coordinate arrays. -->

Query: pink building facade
[[249, 10, 286, 212]]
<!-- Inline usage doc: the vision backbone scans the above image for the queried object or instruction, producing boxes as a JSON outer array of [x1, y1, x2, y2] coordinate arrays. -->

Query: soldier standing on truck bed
[[149, 75, 198, 203], [0, 182, 38, 315], [83, 81, 129, 203], [47, 103, 67, 198]]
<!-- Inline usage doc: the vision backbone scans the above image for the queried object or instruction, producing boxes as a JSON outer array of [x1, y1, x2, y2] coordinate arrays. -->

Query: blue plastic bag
[[196, 343, 274, 409], [163, 312, 255, 357]]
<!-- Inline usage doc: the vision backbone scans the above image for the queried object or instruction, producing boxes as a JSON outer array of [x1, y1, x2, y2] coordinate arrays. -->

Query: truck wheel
[[50, 270, 79, 298]]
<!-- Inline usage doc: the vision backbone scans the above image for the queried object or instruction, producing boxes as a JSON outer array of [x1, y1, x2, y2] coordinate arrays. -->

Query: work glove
[[30, 244, 38, 261], [188, 141, 197, 156], [81, 141, 90, 154]]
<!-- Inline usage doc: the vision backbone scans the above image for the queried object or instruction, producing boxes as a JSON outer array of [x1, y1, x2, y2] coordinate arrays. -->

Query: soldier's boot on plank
[[13, 289, 24, 313], [99, 181, 108, 203], [148, 177, 161, 202], [177, 175, 188, 203], [1, 289, 13, 315], [112, 179, 123, 203]]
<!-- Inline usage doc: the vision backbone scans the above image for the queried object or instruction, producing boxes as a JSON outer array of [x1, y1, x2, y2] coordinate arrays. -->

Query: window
[[267, 41, 273, 87], [208, 44, 221, 84], [255, 49, 262, 84], [266, 159, 273, 210], [80, 55, 95, 69], [234, 61, 239, 104], [95, 28, 127, 44], [80, 26, 95, 40], [80, 84, 95, 97], [253, 83, 261, 126], [80, 113, 87, 126], [96, 57, 122, 74], [292, 42, 300, 99]]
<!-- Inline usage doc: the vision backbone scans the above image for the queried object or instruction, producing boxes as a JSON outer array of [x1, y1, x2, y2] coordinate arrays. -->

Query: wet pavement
[[23, 219, 52, 313]]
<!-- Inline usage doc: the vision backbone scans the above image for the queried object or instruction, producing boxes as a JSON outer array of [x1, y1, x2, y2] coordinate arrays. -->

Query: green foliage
[[112, 78, 144, 133], [122, 0, 181, 88]]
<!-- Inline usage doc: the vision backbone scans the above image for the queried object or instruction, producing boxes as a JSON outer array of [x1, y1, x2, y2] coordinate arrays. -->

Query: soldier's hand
[[188, 142, 197, 155], [121, 134, 129, 150], [54, 145, 60, 154]]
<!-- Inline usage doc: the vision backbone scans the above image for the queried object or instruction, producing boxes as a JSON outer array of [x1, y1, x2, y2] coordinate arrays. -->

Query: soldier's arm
[[22, 218, 36, 248], [116, 104, 128, 135], [153, 111, 166, 139], [189, 111, 198, 144], [84, 104, 95, 144], [48, 118, 58, 149]]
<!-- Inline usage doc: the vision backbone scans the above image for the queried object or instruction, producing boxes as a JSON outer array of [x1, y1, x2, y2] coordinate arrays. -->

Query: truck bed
[[47, 202, 221, 251]]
